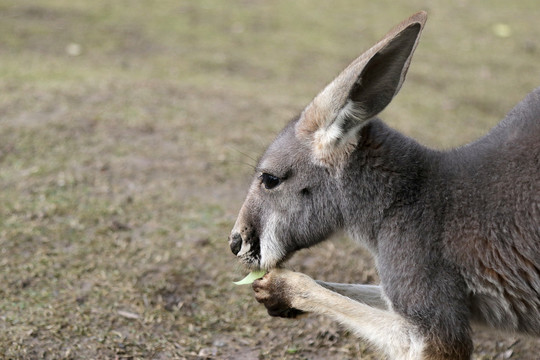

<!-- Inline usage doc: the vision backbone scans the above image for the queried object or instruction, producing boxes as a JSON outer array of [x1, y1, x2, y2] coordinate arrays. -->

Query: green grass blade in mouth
[[233, 270, 267, 285]]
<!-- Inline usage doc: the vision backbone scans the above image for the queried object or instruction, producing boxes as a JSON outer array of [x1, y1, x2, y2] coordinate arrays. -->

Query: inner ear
[[349, 23, 422, 120]]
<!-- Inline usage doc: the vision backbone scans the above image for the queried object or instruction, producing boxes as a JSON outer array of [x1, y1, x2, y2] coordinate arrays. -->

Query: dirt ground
[[0, 1, 539, 359]]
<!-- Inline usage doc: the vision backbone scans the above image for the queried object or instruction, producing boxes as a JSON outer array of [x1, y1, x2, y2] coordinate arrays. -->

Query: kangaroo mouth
[[233, 229, 306, 270], [235, 241, 262, 269], [256, 242, 302, 270], [238, 247, 293, 271]]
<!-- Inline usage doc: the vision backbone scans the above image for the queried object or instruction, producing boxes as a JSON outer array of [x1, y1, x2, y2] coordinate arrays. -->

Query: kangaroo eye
[[260, 173, 281, 190]]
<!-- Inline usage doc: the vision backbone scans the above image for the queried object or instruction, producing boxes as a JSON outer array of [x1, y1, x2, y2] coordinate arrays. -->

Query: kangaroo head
[[229, 12, 427, 270]]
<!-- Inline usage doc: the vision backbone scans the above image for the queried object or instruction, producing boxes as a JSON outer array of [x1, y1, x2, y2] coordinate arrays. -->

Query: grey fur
[[229, 11, 539, 359]]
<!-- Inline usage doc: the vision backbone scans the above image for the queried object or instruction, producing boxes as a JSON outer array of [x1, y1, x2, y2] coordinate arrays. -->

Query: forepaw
[[252, 269, 313, 318]]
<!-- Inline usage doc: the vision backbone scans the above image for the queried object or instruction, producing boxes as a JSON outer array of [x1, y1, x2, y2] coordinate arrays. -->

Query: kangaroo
[[228, 11, 540, 360]]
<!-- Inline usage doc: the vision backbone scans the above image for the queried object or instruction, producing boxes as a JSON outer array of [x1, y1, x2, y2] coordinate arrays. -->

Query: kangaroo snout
[[229, 201, 267, 267], [229, 233, 242, 255]]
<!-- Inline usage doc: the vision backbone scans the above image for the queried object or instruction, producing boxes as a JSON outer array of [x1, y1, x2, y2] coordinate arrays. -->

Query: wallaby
[[229, 11, 540, 360]]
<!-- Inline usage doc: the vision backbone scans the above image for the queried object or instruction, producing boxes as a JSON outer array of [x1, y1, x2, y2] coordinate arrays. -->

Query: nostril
[[229, 233, 243, 255]]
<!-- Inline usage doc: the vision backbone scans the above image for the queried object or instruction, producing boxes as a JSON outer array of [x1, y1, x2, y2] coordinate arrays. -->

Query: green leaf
[[233, 270, 267, 285]]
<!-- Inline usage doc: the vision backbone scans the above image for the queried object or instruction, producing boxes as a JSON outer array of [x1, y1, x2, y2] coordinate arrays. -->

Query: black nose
[[229, 233, 242, 255]]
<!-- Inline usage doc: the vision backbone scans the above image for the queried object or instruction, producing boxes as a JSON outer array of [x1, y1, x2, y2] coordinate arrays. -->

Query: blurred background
[[1, 0, 539, 358]]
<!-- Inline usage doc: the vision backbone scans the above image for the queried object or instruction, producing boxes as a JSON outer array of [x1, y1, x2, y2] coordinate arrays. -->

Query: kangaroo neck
[[338, 119, 443, 252]]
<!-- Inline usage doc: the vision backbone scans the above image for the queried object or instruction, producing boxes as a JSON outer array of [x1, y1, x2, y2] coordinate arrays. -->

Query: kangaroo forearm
[[295, 281, 423, 359]]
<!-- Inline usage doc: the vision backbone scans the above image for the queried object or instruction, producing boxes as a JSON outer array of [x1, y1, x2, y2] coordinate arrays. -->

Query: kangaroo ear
[[296, 11, 427, 166]]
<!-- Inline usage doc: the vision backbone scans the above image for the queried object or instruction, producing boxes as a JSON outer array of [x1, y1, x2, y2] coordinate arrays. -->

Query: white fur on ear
[[311, 100, 368, 166]]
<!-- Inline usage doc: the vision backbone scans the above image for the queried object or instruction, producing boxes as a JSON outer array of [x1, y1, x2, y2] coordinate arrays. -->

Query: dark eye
[[260, 173, 281, 190]]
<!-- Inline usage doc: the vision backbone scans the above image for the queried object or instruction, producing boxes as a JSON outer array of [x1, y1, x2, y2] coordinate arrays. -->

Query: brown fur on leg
[[422, 334, 473, 360]]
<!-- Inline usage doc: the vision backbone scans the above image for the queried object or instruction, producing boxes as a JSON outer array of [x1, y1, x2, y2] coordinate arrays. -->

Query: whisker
[[227, 145, 258, 164], [236, 160, 256, 171]]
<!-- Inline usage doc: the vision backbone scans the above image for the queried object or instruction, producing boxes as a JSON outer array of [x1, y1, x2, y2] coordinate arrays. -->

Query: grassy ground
[[0, 0, 539, 359]]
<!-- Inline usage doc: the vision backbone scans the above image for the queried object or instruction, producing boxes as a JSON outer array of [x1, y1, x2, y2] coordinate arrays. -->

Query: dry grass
[[0, 0, 539, 359]]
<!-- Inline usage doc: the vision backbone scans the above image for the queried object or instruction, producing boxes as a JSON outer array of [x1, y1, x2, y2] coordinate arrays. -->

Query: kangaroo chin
[[229, 11, 540, 360]]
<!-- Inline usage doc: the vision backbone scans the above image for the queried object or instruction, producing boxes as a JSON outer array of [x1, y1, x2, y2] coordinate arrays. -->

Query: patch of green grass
[[1, 0, 539, 358]]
